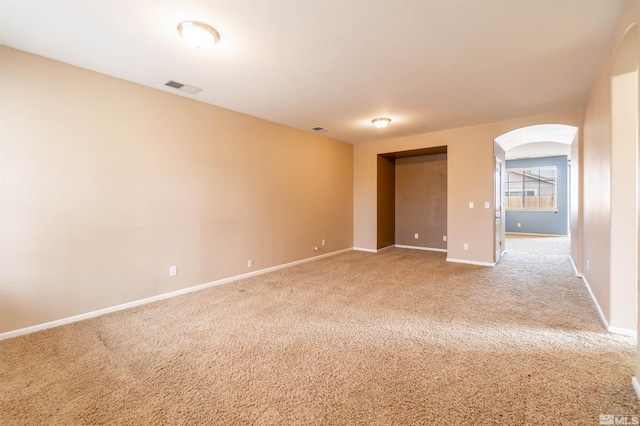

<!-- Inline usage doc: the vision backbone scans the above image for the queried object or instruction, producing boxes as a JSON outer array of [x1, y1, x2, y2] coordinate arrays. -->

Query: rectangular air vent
[[164, 80, 202, 94], [312, 127, 330, 133]]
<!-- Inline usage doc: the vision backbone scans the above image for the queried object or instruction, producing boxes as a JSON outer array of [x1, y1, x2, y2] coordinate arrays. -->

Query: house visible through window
[[505, 166, 557, 210]]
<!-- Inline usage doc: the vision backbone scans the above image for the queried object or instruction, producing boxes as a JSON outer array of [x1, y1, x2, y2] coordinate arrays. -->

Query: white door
[[495, 157, 503, 263]]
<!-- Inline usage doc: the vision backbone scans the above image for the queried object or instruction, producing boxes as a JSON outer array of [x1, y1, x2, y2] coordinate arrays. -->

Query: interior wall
[[353, 109, 584, 265], [376, 155, 396, 249], [570, 130, 582, 273], [581, 0, 639, 335], [0, 46, 354, 334], [583, 51, 613, 324], [610, 23, 639, 331], [395, 154, 447, 250], [504, 156, 569, 236]]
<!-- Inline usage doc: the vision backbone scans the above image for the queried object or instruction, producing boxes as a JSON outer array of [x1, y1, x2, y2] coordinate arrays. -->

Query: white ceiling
[[0, 0, 628, 145], [505, 142, 572, 160]]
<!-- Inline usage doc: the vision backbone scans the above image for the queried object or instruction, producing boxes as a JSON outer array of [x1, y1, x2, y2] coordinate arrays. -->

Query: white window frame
[[505, 166, 557, 211]]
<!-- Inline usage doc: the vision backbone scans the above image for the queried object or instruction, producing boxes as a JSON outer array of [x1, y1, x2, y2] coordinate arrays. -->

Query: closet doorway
[[377, 146, 447, 251]]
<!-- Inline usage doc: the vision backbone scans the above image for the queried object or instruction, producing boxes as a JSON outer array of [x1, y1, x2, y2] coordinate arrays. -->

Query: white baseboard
[[0, 248, 353, 341], [505, 232, 568, 237], [632, 377, 640, 401], [568, 271, 637, 337], [395, 245, 447, 253], [569, 256, 581, 277], [446, 258, 495, 267], [353, 247, 378, 253], [580, 274, 610, 331], [608, 326, 637, 338]]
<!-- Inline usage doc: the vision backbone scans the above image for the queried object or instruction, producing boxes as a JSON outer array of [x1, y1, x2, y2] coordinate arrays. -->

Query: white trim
[[569, 255, 582, 277], [353, 247, 378, 253], [376, 245, 395, 252], [505, 209, 559, 213], [446, 258, 495, 267], [579, 274, 637, 337], [0, 248, 352, 341], [608, 326, 637, 338], [505, 232, 568, 237], [632, 377, 640, 401], [580, 274, 609, 330], [395, 245, 447, 253]]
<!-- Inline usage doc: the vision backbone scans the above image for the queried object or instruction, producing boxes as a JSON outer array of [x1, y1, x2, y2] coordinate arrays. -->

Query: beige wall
[[353, 109, 584, 264], [0, 46, 354, 333], [610, 24, 638, 331], [583, 53, 613, 321], [570, 130, 582, 273], [581, 0, 639, 333], [395, 154, 447, 250]]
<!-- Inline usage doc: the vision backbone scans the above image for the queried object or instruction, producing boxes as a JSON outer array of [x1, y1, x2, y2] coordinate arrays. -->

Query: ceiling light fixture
[[372, 118, 391, 128], [177, 21, 220, 49]]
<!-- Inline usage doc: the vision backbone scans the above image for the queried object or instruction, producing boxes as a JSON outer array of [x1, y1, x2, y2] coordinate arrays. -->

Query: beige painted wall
[[0, 46, 354, 333], [570, 130, 582, 273], [583, 53, 613, 322], [610, 24, 638, 331], [354, 109, 584, 264], [581, 0, 639, 333], [395, 154, 447, 249]]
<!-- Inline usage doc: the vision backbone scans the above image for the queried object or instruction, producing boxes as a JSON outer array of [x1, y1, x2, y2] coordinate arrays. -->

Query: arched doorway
[[494, 124, 578, 261]]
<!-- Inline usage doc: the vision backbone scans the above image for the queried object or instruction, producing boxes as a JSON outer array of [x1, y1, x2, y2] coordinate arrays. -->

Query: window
[[505, 166, 557, 210]]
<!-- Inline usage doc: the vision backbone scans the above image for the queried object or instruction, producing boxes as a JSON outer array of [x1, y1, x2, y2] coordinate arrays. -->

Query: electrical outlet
[[587, 259, 590, 271], [443, 236, 447, 242], [414, 233, 419, 239], [169, 266, 177, 276], [463, 243, 469, 250], [322, 239, 326, 246], [247, 259, 253, 268], [484, 201, 490, 209], [469, 202, 474, 208], [517, 223, 521, 228]]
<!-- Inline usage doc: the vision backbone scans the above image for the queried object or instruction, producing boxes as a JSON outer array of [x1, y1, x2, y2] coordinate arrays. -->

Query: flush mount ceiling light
[[371, 118, 391, 128], [177, 21, 220, 49]]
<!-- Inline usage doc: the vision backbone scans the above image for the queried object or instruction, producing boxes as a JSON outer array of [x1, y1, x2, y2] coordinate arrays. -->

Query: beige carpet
[[0, 236, 637, 425]]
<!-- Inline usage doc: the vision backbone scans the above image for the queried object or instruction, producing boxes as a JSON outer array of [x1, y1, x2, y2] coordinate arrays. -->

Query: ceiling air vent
[[312, 127, 330, 133], [164, 80, 202, 94]]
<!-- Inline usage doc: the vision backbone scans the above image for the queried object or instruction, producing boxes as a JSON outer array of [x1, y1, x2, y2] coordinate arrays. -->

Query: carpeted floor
[[0, 236, 637, 425]]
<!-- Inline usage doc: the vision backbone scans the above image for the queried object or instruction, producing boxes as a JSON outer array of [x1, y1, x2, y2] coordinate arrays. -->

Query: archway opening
[[495, 124, 577, 240]]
